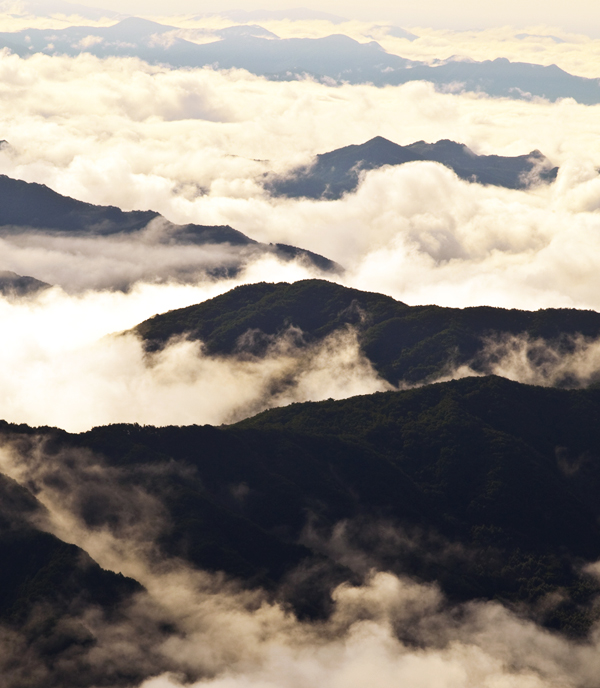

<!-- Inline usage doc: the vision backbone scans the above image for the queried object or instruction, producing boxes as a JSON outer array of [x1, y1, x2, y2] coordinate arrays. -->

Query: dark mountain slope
[[134, 279, 406, 354], [5, 377, 600, 633], [0, 472, 142, 686], [0, 174, 158, 235], [0, 174, 245, 241], [0, 175, 339, 276], [266, 136, 557, 199], [134, 279, 600, 386], [0, 472, 141, 620]]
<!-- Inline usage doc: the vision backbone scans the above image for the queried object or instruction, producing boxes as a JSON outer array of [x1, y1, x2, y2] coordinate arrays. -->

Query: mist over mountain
[[0, 270, 50, 297], [134, 279, 600, 388], [266, 136, 558, 199], [1, 17, 600, 103], [0, 174, 340, 284], [0, 471, 143, 687], [2, 373, 600, 688]]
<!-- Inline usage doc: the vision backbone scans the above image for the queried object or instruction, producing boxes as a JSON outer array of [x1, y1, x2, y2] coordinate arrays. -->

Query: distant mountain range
[[2, 17, 599, 103], [134, 279, 600, 387], [0, 174, 340, 279], [266, 136, 558, 199]]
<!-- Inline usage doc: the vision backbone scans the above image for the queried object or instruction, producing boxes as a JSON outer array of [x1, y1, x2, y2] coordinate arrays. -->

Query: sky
[[43, 0, 600, 35]]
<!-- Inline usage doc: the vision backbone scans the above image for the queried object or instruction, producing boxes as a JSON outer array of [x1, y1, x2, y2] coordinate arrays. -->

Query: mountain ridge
[[0, 174, 340, 278], [133, 278, 600, 387], [266, 136, 558, 198], [4, 375, 600, 636], [1, 18, 599, 103]]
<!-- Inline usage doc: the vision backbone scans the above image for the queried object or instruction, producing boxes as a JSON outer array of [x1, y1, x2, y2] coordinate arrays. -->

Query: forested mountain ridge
[[134, 279, 600, 386], [4, 376, 600, 636]]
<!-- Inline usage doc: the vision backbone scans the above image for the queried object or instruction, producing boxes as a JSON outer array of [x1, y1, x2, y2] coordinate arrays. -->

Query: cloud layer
[[0, 46, 598, 428], [1, 50, 600, 310]]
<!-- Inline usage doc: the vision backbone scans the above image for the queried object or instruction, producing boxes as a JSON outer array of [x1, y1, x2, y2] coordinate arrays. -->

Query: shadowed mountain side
[[0, 271, 51, 297], [2, 19, 600, 103], [266, 136, 558, 199], [133, 279, 600, 386], [0, 175, 340, 275], [0, 175, 158, 235], [0, 471, 141, 639], [0, 174, 252, 243], [5, 376, 600, 634]]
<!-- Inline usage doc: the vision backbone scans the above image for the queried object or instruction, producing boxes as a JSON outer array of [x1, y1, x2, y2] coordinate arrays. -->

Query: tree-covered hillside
[[134, 279, 600, 386], [0, 472, 142, 685], [6, 376, 600, 635]]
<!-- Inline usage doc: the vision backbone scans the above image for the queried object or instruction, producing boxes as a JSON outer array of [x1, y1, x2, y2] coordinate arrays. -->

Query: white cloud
[[1, 51, 600, 311], [0, 279, 389, 431], [0, 50, 599, 430]]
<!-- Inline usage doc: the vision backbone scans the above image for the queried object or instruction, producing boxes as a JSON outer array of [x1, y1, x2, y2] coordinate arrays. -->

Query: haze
[[32, 0, 599, 35]]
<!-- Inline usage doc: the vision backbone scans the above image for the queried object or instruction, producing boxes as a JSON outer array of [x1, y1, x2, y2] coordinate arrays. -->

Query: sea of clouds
[[0, 35, 599, 428], [1, 10, 600, 688], [0, 47, 600, 309]]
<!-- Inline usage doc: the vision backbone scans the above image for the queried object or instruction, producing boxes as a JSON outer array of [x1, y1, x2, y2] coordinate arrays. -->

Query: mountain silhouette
[[4, 375, 600, 636], [1, 19, 599, 103], [266, 136, 558, 199], [0, 175, 340, 275]]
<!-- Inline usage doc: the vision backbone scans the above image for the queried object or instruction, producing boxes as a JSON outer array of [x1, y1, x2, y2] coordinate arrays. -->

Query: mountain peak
[[266, 137, 557, 199]]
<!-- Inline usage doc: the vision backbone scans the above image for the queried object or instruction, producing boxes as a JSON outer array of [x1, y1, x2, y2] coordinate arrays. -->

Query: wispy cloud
[[1, 433, 600, 688]]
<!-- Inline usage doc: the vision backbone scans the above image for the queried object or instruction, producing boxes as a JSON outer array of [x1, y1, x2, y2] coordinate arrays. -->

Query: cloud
[[0, 284, 390, 430], [420, 332, 600, 389], [0, 217, 332, 292], [1, 51, 600, 310], [376, 26, 600, 80]]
